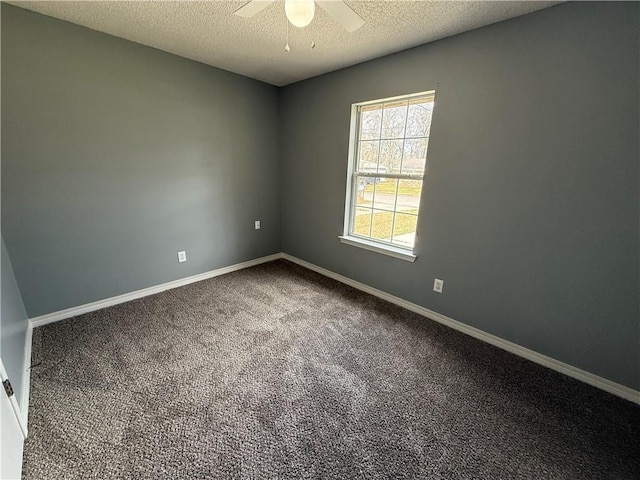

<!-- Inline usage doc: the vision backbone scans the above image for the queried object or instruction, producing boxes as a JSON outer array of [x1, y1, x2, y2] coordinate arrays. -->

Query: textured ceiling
[[8, 1, 560, 86]]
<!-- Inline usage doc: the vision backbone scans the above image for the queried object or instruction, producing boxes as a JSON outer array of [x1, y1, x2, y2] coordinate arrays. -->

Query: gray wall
[[1, 237, 29, 409], [1, 5, 281, 317], [2, 3, 638, 391], [280, 2, 640, 389]]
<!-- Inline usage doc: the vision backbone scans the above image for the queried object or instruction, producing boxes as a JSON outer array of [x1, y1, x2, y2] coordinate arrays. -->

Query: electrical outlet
[[177, 251, 187, 263], [433, 278, 444, 293], [255, 220, 261, 230]]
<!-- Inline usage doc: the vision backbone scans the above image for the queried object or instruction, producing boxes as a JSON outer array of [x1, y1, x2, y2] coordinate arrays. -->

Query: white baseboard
[[281, 253, 640, 405], [25, 250, 639, 406], [29, 253, 283, 328]]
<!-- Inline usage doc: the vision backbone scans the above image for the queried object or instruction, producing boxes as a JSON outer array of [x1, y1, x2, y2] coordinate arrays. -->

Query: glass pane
[[371, 178, 397, 212], [401, 138, 428, 175], [379, 140, 403, 174], [355, 175, 374, 207], [406, 99, 434, 138], [356, 176, 394, 210], [355, 177, 369, 208], [396, 179, 422, 211], [391, 213, 418, 248], [370, 209, 394, 241], [357, 141, 379, 171], [360, 106, 382, 140], [381, 101, 408, 139], [352, 207, 372, 237]]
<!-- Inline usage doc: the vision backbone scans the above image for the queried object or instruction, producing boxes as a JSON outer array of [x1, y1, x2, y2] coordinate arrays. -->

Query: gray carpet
[[23, 260, 639, 479]]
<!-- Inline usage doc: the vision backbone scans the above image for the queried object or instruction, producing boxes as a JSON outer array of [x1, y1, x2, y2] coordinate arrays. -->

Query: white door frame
[[0, 359, 27, 480]]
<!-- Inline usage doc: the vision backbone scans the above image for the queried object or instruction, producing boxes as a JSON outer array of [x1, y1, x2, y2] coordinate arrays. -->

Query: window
[[340, 91, 435, 261]]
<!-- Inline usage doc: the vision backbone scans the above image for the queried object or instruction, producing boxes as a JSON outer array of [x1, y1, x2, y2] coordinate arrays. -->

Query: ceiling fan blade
[[316, 0, 364, 32], [234, 0, 277, 18]]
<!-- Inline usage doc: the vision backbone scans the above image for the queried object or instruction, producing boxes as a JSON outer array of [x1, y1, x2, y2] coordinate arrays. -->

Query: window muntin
[[345, 92, 435, 251]]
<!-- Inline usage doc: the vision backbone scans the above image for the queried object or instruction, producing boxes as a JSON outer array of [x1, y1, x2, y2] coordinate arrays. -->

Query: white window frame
[[339, 90, 435, 262]]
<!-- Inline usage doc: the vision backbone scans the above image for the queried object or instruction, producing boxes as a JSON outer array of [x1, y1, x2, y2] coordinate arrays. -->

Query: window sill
[[338, 236, 417, 262]]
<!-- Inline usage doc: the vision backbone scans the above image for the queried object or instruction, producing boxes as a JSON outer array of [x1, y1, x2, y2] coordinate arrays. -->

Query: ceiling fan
[[235, 0, 365, 32]]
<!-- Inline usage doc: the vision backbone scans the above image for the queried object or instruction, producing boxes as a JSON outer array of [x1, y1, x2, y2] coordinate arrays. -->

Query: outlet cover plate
[[433, 278, 444, 293]]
